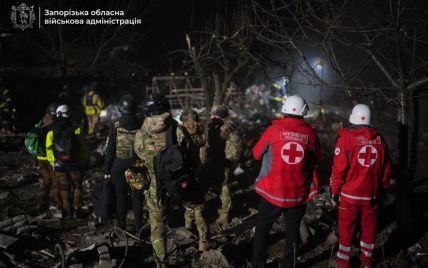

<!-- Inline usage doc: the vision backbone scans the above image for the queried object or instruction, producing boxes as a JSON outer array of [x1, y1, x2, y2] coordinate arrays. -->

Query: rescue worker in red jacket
[[331, 104, 391, 268], [252, 95, 322, 268]]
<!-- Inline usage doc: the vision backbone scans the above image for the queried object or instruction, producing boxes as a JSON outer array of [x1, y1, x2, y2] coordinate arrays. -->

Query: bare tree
[[177, 0, 265, 117]]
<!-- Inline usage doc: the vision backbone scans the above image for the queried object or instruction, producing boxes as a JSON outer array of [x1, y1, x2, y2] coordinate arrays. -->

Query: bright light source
[[316, 59, 325, 68]]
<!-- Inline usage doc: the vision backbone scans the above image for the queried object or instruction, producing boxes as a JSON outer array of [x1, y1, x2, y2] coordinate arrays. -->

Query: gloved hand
[[331, 194, 339, 207]]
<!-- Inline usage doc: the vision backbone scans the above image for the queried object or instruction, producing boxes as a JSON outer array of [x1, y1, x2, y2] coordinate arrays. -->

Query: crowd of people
[[25, 90, 390, 268]]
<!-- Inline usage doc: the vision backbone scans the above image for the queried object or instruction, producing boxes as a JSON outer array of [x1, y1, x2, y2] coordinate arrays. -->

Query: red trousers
[[336, 201, 378, 268]]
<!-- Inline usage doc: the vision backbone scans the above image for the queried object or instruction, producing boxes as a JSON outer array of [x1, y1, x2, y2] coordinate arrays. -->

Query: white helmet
[[56, 104, 70, 118], [349, 104, 371, 125], [281, 95, 308, 116]]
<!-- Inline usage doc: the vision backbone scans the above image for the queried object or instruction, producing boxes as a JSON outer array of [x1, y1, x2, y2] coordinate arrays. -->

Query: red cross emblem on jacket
[[253, 117, 322, 208], [281, 142, 304, 164], [330, 126, 391, 205]]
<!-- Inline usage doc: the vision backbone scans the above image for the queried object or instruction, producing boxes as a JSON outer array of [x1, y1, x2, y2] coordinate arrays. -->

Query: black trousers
[[252, 197, 306, 268], [111, 159, 144, 231]]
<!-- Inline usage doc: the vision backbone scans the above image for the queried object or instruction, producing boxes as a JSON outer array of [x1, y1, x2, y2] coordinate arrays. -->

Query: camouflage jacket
[[208, 118, 242, 165], [183, 125, 208, 168], [103, 114, 140, 173], [134, 112, 189, 175]]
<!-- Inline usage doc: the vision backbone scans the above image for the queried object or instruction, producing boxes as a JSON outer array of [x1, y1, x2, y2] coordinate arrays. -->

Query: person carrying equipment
[[46, 104, 90, 219], [28, 103, 61, 211], [134, 93, 193, 268], [103, 95, 143, 231]]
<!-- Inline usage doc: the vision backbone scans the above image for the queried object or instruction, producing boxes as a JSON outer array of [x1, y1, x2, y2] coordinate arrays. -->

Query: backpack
[[115, 122, 137, 159], [52, 125, 77, 163], [153, 123, 196, 202], [85, 91, 94, 107], [24, 121, 46, 156]]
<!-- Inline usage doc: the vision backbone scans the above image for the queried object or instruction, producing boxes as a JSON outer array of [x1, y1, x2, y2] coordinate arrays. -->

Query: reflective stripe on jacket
[[253, 117, 322, 208], [46, 127, 90, 168], [330, 126, 391, 205]]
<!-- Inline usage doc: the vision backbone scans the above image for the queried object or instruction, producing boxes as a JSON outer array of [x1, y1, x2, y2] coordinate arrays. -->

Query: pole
[[320, 65, 323, 107]]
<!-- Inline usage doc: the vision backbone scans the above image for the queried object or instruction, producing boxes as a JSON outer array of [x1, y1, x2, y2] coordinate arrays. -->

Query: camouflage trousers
[[36, 160, 60, 209], [184, 202, 207, 242], [212, 166, 232, 218], [144, 185, 167, 265], [219, 184, 231, 217], [54, 170, 82, 211]]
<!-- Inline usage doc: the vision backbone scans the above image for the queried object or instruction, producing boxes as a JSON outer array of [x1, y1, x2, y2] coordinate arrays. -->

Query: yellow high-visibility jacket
[[45, 126, 90, 168], [82, 91, 104, 116]]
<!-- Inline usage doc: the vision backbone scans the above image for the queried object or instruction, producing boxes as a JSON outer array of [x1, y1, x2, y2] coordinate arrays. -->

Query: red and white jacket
[[253, 117, 322, 208], [330, 126, 391, 205]]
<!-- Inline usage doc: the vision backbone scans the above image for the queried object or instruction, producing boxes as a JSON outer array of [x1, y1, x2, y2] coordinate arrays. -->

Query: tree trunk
[[213, 73, 223, 105], [201, 76, 211, 134], [396, 90, 412, 247], [409, 90, 420, 181]]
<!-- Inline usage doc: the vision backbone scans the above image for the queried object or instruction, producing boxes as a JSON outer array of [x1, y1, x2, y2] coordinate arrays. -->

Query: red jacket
[[253, 117, 322, 208], [330, 126, 391, 205]]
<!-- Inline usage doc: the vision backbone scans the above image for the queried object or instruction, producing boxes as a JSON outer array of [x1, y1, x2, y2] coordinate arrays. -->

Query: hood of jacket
[[271, 117, 312, 132], [119, 114, 140, 131], [340, 125, 378, 140], [142, 112, 172, 134]]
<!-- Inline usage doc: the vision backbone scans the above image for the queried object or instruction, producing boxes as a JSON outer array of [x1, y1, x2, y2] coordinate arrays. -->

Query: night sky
[[0, 0, 229, 129], [0, 0, 223, 71]]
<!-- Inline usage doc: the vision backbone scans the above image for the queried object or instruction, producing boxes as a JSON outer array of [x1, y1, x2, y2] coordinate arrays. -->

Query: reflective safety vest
[[83, 91, 103, 115]]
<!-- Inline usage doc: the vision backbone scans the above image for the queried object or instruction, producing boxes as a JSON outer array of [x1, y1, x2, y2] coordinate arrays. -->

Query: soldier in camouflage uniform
[[180, 109, 209, 251], [103, 95, 142, 231], [134, 94, 191, 268], [208, 105, 242, 226]]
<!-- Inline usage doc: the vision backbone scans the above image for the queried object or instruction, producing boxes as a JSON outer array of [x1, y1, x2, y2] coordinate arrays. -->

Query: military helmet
[[144, 93, 170, 115], [211, 105, 228, 119], [118, 94, 136, 114], [46, 103, 59, 115], [180, 109, 199, 122]]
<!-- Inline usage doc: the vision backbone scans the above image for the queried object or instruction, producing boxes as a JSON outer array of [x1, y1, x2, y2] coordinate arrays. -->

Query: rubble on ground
[[1, 109, 428, 268]]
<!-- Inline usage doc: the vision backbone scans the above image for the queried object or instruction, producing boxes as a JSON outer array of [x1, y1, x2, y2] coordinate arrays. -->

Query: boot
[[65, 210, 73, 220], [36, 202, 48, 212], [198, 240, 210, 251], [156, 262, 168, 268], [215, 212, 228, 226], [73, 210, 79, 219]]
